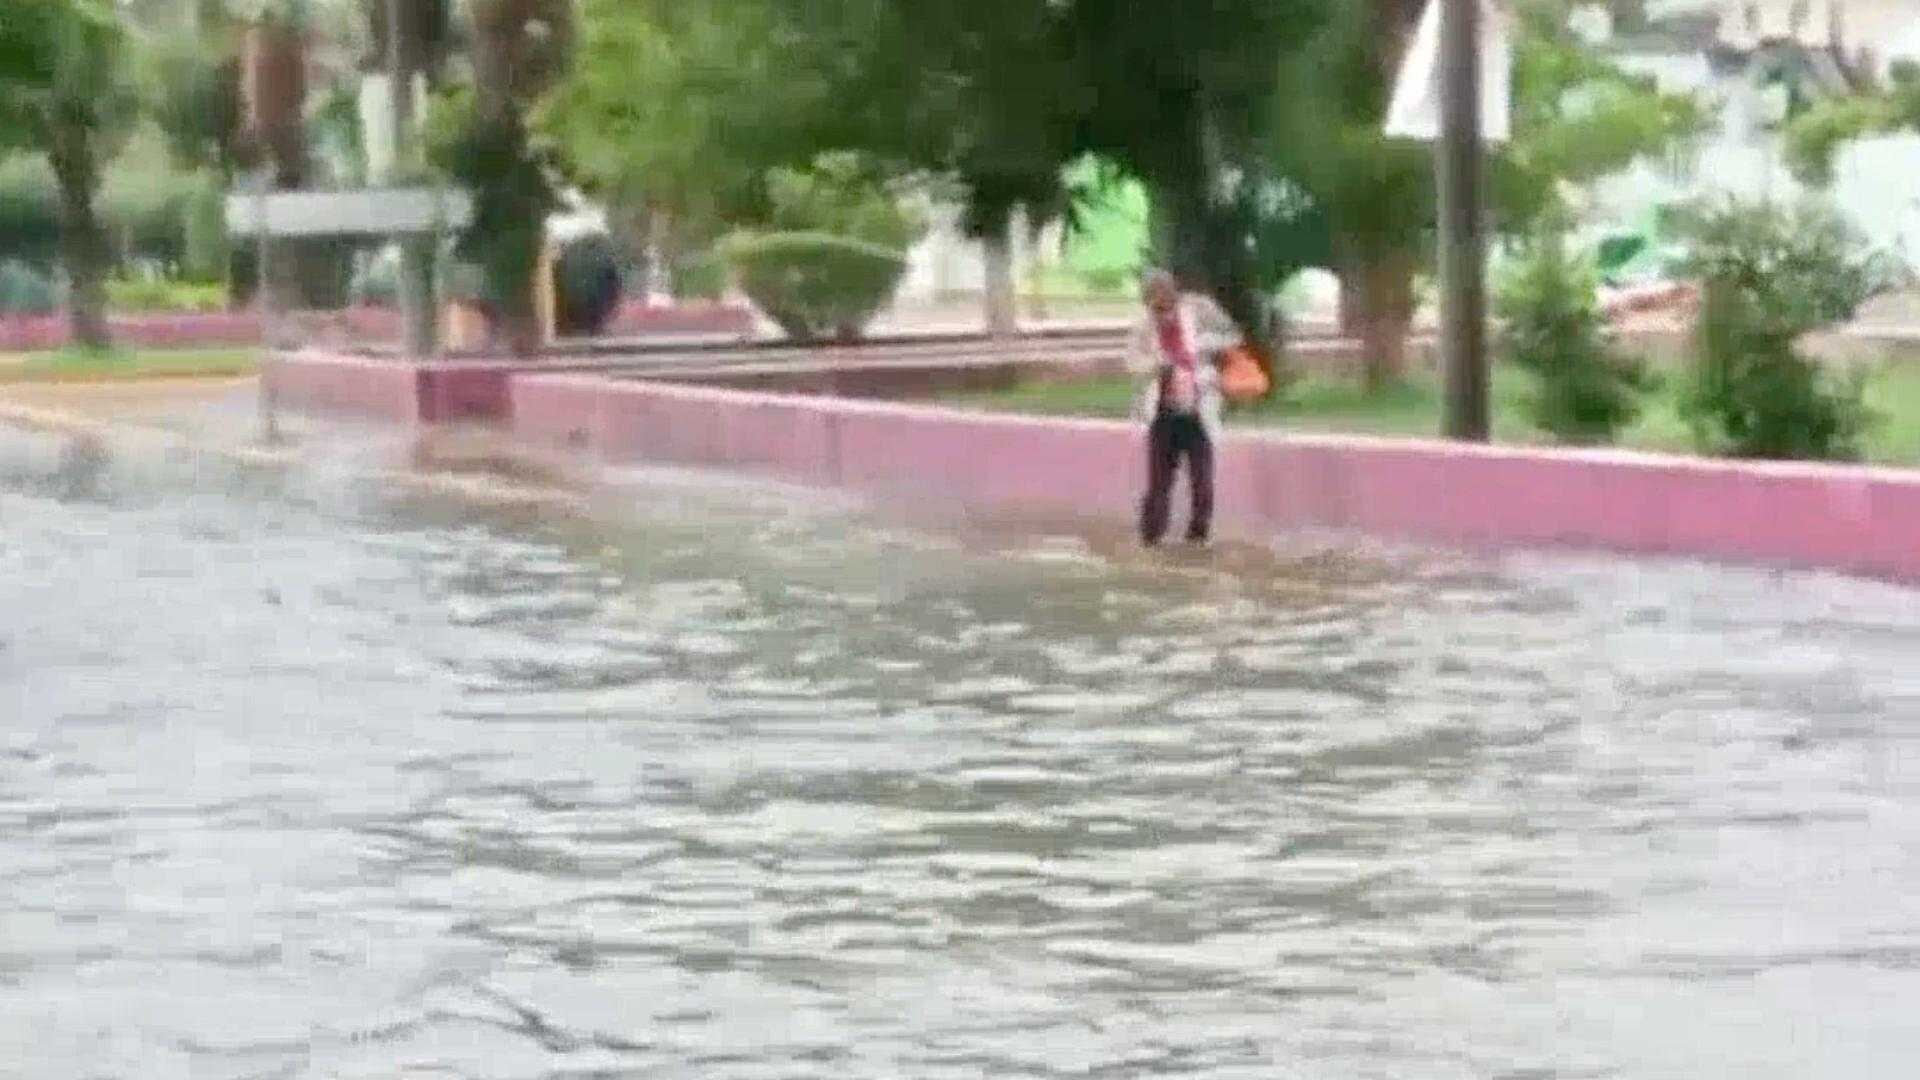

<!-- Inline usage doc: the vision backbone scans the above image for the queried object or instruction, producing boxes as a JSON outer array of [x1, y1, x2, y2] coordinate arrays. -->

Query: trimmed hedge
[[721, 231, 907, 343]]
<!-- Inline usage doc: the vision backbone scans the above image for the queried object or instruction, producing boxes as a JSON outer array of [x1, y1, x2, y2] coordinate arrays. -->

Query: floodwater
[[5, 419, 1920, 1080]]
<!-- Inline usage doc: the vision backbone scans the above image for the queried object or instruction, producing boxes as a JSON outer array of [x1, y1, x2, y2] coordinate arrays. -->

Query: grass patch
[[0, 348, 258, 384], [941, 361, 1920, 466]]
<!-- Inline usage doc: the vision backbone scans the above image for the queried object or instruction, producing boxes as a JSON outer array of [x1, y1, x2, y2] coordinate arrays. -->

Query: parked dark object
[[554, 233, 623, 337]]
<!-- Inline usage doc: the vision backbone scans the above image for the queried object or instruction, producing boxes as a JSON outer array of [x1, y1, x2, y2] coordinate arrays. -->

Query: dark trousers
[[1140, 411, 1214, 545]]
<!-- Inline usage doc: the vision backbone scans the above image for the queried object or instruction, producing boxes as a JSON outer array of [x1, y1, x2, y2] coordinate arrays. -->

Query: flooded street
[[5, 423, 1920, 1079]]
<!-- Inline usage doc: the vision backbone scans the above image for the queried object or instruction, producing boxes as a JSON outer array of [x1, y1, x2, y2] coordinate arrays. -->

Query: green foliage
[[669, 251, 728, 301], [1493, 0, 1705, 230], [1270, 0, 1431, 263], [310, 81, 367, 188], [721, 231, 908, 342], [1496, 237, 1649, 443], [105, 277, 229, 312], [1782, 95, 1900, 187], [553, 232, 623, 336], [181, 181, 229, 283], [426, 84, 561, 319], [100, 128, 228, 272], [138, 27, 244, 176], [0, 154, 60, 268], [1779, 63, 1920, 187], [541, 0, 905, 242], [764, 153, 928, 250], [0, 1, 138, 149], [0, 260, 57, 314], [357, 0, 454, 79], [1670, 199, 1896, 460]]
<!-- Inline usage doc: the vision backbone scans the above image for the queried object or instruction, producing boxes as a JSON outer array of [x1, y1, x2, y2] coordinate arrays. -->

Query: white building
[[1581, 0, 1920, 270]]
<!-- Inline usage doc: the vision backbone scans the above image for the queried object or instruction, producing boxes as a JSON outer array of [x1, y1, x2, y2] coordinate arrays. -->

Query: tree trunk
[[49, 120, 111, 353], [470, 7, 544, 357], [1024, 211, 1052, 322], [1340, 244, 1417, 392], [242, 23, 312, 313], [981, 209, 1017, 338]]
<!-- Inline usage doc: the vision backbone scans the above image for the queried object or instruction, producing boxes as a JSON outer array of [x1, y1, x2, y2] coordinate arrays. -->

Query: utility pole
[[389, 0, 437, 359], [1438, 0, 1489, 441]]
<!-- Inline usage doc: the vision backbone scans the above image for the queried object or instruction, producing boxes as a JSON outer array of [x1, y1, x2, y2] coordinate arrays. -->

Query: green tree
[[458, 0, 575, 353], [540, 0, 889, 298], [0, 0, 136, 350], [1271, 0, 1429, 390], [1266, 0, 1701, 391], [1672, 198, 1896, 460], [139, 2, 246, 181], [1492, 0, 1705, 231], [1781, 63, 1920, 187]]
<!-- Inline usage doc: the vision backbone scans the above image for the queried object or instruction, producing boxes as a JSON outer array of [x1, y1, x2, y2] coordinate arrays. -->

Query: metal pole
[[255, 169, 280, 443], [389, 0, 436, 359], [1438, 0, 1489, 441]]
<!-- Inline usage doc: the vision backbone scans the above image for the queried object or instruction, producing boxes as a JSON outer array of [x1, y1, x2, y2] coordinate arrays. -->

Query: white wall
[[895, 205, 1064, 302], [1586, 130, 1920, 270]]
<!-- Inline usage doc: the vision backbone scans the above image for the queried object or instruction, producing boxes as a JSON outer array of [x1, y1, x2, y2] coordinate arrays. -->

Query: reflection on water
[[5, 424, 1920, 1079]]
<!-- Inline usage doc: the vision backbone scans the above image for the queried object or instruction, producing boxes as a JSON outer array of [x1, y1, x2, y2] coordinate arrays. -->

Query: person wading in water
[[1128, 269, 1237, 547]]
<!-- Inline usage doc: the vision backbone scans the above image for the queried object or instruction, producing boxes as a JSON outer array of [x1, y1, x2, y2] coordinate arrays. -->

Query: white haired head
[[1141, 267, 1179, 313]]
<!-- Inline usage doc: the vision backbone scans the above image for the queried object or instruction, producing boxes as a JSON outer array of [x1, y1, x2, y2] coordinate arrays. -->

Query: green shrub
[[0, 260, 57, 315], [669, 251, 728, 301], [1497, 236, 1650, 444], [721, 231, 908, 342], [105, 277, 229, 313], [1670, 198, 1896, 460], [554, 232, 624, 336], [181, 182, 230, 284], [1782, 94, 1899, 188], [764, 152, 928, 249]]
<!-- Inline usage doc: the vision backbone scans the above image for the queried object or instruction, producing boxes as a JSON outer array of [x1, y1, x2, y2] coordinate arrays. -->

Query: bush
[[669, 251, 728, 301], [722, 231, 908, 342], [1670, 198, 1896, 460], [764, 152, 928, 249], [1496, 236, 1649, 444], [105, 277, 229, 313], [554, 232, 624, 337], [0, 260, 57, 315]]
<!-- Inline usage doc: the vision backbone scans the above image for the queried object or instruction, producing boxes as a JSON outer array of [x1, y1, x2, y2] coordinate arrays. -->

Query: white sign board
[[1384, 0, 1513, 143], [225, 187, 475, 238]]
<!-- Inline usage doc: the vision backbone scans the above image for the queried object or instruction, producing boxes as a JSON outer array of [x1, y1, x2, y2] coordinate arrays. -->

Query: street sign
[[1384, 0, 1513, 143], [225, 187, 474, 238]]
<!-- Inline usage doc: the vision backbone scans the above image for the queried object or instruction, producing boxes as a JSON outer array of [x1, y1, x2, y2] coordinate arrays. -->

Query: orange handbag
[[1219, 345, 1271, 403]]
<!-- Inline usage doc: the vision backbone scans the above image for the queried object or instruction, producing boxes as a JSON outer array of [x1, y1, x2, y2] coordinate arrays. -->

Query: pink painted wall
[[510, 372, 1920, 582], [260, 349, 1920, 582], [263, 351, 425, 425]]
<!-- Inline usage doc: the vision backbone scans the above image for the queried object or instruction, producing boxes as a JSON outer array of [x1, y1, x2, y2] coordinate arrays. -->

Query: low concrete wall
[[264, 351, 521, 425], [263, 349, 1920, 581], [511, 371, 1920, 582]]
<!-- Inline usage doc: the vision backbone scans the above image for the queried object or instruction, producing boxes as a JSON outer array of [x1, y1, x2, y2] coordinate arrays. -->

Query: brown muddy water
[[4, 416, 1920, 1079]]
